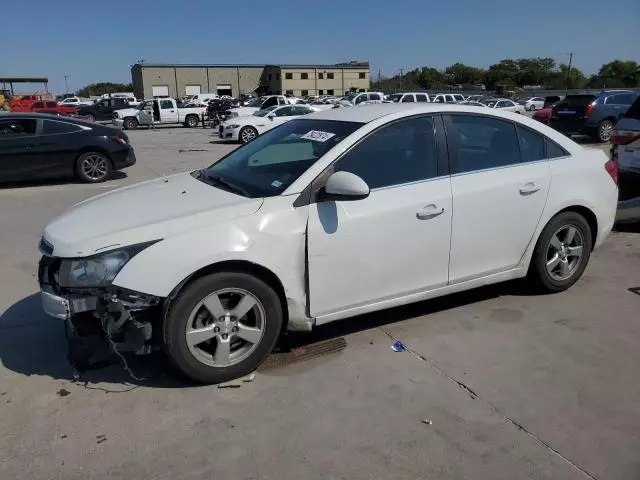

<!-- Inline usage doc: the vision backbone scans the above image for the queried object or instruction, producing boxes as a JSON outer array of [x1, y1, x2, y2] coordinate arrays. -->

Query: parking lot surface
[[1, 126, 639, 480]]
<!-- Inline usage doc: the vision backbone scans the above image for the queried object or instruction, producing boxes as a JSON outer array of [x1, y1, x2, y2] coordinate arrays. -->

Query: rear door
[[551, 94, 596, 132], [444, 113, 551, 282], [34, 119, 85, 177], [159, 99, 178, 122], [0, 118, 41, 181], [605, 93, 635, 122]]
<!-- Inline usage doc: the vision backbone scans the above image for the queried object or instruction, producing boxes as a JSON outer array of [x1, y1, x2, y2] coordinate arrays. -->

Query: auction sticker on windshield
[[300, 130, 336, 142]]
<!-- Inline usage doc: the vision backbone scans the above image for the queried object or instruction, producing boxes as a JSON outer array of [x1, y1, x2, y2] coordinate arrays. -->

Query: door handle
[[520, 182, 541, 195], [416, 204, 445, 220], [170, 110, 175, 112]]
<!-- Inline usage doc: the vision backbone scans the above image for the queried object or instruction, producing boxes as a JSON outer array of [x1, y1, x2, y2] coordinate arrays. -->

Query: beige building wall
[[175, 67, 209, 96], [141, 67, 178, 99], [280, 67, 370, 96]]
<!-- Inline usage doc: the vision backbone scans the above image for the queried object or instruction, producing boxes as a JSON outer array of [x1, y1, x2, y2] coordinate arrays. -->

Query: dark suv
[[549, 90, 638, 142], [76, 98, 132, 122]]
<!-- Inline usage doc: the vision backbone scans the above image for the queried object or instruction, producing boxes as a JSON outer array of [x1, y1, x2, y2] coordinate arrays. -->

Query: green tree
[[444, 63, 485, 85], [514, 57, 556, 86], [548, 64, 586, 89], [594, 60, 639, 87], [483, 59, 519, 89], [418, 67, 447, 88], [76, 82, 134, 97]]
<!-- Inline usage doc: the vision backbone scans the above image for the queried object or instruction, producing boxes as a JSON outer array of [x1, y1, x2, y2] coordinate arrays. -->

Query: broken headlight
[[59, 241, 159, 288]]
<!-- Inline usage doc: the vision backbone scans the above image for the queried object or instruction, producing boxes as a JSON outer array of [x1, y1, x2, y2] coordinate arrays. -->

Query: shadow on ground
[[614, 222, 640, 234], [0, 171, 127, 190], [0, 281, 538, 388]]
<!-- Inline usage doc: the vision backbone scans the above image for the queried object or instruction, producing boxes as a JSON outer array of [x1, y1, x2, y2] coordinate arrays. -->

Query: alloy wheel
[[545, 225, 584, 281], [81, 154, 109, 181], [241, 128, 257, 143], [599, 121, 613, 142], [185, 288, 266, 367]]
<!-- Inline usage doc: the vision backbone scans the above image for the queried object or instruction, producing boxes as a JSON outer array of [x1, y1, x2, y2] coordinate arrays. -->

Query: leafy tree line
[[76, 82, 133, 97], [372, 59, 640, 92]]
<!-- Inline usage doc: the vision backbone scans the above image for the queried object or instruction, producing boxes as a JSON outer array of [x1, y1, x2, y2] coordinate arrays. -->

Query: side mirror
[[267, 113, 275, 120], [319, 171, 370, 202]]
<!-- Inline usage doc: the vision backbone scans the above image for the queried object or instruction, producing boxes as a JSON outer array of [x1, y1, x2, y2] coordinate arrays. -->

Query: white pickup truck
[[112, 98, 207, 129]]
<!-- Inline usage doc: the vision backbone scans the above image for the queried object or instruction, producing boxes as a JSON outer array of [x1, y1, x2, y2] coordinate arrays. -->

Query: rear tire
[[76, 152, 112, 183], [528, 211, 592, 292], [123, 117, 138, 130], [597, 119, 614, 143], [164, 272, 283, 384], [185, 115, 199, 128], [85, 113, 96, 122]]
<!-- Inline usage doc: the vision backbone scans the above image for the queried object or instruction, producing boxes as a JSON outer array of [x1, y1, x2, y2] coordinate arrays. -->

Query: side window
[[42, 120, 82, 135], [33, 102, 44, 108], [401, 95, 415, 103], [354, 95, 366, 104], [160, 100, 173, 109], [293, 106, 311, 115], [516, 125, 545, 163], [434, 96, 444, 103], [416, 94, 428, 102], [497, 100, 509, 108], [445, 115, 520, 173], [334, 116, 439, 189], [0, 119, 38, 138], [446, 95, 456, 103], [274, 106, 293, 117], [608, 93, 633, 105], [46, 101, 56, 108], [262, 97, 277, 108], [369, 93, 382, 101], [545, 139, 569, 158]]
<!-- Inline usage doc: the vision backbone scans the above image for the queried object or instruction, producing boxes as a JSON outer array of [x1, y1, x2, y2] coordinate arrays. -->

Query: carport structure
[[0, 76, 49, 95]]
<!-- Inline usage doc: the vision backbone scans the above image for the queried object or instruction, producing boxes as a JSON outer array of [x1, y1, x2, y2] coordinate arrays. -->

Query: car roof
[[2, 112, 107, 127], [306, 103, 522, 123]]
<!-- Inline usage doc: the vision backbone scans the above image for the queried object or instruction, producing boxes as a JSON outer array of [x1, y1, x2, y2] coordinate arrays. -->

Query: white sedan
[[523, 97, 545, 111], [38, 104, 617, 384], [219, 104, 317, 143], [483, 98, 525, 114]]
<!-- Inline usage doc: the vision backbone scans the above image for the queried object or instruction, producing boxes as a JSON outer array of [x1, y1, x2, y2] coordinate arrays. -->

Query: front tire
[[239, 126, 258, 144], [85, 113, 96, 122], [528, 211, 592, 292], [123, 117, 138, 130], [76, 152, 112, 183], [164, 272, 283, 384]]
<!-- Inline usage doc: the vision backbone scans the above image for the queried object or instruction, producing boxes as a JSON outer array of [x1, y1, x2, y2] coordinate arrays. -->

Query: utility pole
[[64, 75, 70, 94], [565, 52, 574, 94], [399, 68, 404, 91], [377, 69, 381, 89]]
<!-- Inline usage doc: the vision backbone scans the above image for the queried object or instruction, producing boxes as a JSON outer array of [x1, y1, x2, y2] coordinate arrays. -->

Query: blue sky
[[3, 0, 639, 94]]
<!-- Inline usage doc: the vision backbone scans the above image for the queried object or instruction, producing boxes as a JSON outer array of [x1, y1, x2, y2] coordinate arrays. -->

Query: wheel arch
[[548, 205, 598, 250], [74, 147, 113, 172], [184, 113, 199, 126], [163, 260, 289, 331]]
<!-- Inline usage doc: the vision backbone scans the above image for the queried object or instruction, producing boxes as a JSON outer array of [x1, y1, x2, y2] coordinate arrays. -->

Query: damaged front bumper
[[38, 255, 163, 362]]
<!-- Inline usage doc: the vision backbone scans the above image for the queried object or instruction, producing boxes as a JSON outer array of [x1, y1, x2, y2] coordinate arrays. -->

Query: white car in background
[[337, 92, 385, 107], [483, 98, 525, 114], [431, 93, 466, 104], [39, 103, 617, 384], [523, 97, 545, 111], [59, 97, 93, 107], [229, 95, 297, 118], [219, 104, 317, 143], [386, 92, 431, 103]]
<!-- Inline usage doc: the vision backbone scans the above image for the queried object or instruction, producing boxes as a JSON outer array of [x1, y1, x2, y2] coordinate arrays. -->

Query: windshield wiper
[[194, 170, 249, 197]]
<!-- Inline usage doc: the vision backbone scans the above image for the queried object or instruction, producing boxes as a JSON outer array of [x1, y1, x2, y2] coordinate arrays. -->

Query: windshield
[[483, 100, 498, 107], [253, 106, 278, 117], [343, 94, 357, 103], [246, 97, 265, 107], [387, 94, 402, 103], [195, 119, 362, 197], [137, 101, 153, 110]]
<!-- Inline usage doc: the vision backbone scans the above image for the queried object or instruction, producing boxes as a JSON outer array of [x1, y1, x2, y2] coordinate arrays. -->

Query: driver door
[[307, 115, 452, 319], [159, 99, 178, 123]]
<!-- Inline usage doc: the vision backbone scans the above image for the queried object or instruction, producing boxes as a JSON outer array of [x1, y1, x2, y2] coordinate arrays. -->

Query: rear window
[[560, 95, 596, 106], [624, 96, 640, 120]]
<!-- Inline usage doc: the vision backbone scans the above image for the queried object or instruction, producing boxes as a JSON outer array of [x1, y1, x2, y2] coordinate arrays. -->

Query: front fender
[[112, 200, 309, 314]]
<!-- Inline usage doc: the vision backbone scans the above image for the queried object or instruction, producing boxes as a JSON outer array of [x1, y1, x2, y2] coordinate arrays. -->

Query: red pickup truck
[[11, 100, 76, 115], [9, 94, 47, 109]]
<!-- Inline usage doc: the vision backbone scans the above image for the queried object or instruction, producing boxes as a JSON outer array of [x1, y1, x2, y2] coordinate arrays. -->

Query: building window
[[359, 72, 366, 79], [318, 73, 324, 79], [285, 90, 294, 95], [268, 74, 272, 81], [327, 89, 334, 95], [285, 72, 293, 80], [301, 72, 309, 80], [301, 89, 309, 96], [359, 89, 366, 92], [327, 72, 334, 79], [318, 89, 324, 95], [276, 73, 280, 80]]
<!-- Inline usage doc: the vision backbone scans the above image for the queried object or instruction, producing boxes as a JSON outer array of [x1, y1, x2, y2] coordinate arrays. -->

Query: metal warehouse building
[[131, 62, 370, 99]]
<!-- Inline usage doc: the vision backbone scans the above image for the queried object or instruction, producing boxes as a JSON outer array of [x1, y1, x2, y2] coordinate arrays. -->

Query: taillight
[[604, 159, 618, 185], [109, 135, 127, 144], [584, 102, 594, 118], [610, 129, 640, 145]]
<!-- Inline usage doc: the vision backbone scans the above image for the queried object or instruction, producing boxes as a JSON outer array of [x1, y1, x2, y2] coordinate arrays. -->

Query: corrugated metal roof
[[0, 77, 49, 83]]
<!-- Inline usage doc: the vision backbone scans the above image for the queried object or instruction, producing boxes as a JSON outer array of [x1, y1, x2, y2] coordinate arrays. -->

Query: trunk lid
[[552, 94, 596, 119]]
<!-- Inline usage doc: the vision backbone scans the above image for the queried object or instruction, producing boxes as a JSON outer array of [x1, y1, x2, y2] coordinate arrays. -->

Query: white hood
[[44, 172, 263, 257], [114, 107, 139, 117], [230, 106, 260, 117]]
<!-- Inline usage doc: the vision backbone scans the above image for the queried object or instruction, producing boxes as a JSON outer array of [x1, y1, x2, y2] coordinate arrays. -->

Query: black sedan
[[0, 113, 136, 183]]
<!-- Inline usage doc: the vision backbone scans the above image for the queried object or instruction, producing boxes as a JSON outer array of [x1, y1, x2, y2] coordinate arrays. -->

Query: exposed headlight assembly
[[58, 241, 159, 288]]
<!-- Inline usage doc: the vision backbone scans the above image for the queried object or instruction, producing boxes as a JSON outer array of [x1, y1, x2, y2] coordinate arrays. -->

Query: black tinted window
[[546, 139, 569, 158], [46, 101, 56, 108], [335, 116, 438, 189], [517, 125, 545, 163], [401, 95, 415, 103], [0, 119, 38, 138], [42, 120, 81, 135], [274, 106, 293, 117], [160, 100, 173, 109], [301, 73, 308, 80], [446, 115, 519, 173], [607, 93, 634, 105], [285, 73, 293, 79], [416, 94, 428, 102], [33, 102, 44, 108], [624, 96, 640, 119], [369, 94, 382, 101]]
